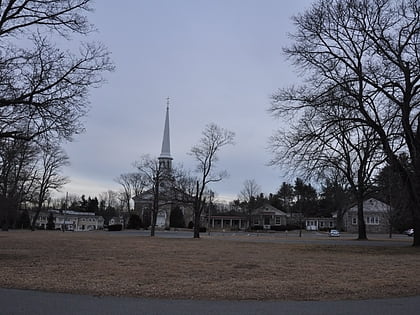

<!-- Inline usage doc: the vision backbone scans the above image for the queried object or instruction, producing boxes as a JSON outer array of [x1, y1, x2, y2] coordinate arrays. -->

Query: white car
[[328, 229, 340, 237], [403, 229, 414, 237]]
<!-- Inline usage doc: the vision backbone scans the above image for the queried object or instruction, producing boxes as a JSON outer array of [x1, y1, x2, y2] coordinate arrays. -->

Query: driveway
[[1, 288, 419, 315]]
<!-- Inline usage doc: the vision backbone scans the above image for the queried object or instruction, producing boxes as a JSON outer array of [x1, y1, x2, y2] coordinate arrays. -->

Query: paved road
[[105, 229, 414, 247], [1, 288, 419, 315]]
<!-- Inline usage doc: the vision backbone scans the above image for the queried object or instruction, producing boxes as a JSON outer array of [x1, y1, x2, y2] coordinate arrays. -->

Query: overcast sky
[[60, 0, 314, 202]]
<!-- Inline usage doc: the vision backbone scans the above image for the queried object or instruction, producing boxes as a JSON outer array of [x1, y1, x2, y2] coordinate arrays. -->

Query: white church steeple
[[158, 97, 173, 170]]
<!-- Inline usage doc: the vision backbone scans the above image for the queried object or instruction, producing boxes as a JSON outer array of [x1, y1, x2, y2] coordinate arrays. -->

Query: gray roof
[[254, 204, 287, 216]]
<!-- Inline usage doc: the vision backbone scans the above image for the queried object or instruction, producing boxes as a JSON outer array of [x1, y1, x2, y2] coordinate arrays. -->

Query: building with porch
[[305, 217, 336, 231], [205, 212, 248, 231], [251, 204, 287, 230]]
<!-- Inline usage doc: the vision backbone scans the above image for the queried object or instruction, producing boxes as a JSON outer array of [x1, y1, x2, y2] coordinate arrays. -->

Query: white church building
[[133, 101, 193, 228]]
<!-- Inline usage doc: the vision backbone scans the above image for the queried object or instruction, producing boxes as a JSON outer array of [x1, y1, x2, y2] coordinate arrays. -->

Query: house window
[[320, 221, 324, 227], [352, 217, 357, 225], [275, 216, 281, 225], [329, 221, 334, 227], [366, 216, 380, 225], [253, 219, 259, 225]]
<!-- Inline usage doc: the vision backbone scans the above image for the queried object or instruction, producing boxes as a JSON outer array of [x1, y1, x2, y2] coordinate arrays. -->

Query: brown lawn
[[0, 230, 419, 301]]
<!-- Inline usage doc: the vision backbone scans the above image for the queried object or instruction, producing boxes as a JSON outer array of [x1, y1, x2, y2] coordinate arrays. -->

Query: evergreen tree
[[46, 213, 55, 230], [127, 214, 142, 229], [170, 206, 185, 228], [277, 182, 294, 214], [375, 155, 413, 233], [319, 178, 350, 230], [87, 197, 99, 213], [16, 210, 31, 229], [293, 178, 319, 217]]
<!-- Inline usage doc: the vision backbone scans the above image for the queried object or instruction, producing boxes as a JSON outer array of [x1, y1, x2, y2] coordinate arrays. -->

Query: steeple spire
[[159, 97, 172, 170]]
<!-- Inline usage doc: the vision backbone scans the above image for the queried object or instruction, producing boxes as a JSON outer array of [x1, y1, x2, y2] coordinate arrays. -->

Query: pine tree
[[170, 206, 185, 228], [46, 213, 55, 230]]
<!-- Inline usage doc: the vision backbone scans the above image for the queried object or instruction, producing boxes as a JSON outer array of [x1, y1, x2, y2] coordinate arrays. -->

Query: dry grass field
[[0, 230, 419, 301]]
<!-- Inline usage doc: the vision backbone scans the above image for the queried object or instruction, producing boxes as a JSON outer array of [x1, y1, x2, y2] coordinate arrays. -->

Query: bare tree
[[272, 0, 420, 245], [239, 179, 261, 229], [0, 1, 93, 37], [190, 123, 235, 238], [0, 1, 114, 142], [0, 138, 38, 229], [135, 155, 173, 237], [30, 144, 69, 230], [271, 96, 386, 239], [99, 190, 120, 210], [115, 173, 146, 213]]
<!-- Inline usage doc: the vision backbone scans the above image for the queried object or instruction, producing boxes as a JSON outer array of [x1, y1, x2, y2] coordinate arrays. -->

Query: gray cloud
[[60, 0, 313, 201]]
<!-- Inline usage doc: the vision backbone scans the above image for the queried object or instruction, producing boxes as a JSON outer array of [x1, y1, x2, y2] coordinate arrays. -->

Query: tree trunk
[[31, 209, 41, 231], [388, 223, 392, 239], [150, 211, 156, 237], [357, 197, 367, 240], [411, 167, 420, 246], [31, 197, 45, 231], [335, 207, 343, 231], [193, 209, 200, 238], [150, 179, 160, 237], [193, 181, 201, 238], [413, 208, 420, 247], [0, 197, 18, 231]]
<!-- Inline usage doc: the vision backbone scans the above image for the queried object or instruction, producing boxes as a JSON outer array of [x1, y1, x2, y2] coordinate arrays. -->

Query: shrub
[[108, 224, 123, 231], [285, 224, 301, 231], [270, 225, 287, 231], [126, 214, 142, 229]]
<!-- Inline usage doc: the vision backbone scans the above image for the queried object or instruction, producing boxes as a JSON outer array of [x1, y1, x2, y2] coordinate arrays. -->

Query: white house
[[305, 217, 336, 231], [32, 210, 104, 231]]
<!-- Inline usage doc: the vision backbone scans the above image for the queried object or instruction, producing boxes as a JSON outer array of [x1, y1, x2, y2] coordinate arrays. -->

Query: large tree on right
[[271, 0, 420, 246]]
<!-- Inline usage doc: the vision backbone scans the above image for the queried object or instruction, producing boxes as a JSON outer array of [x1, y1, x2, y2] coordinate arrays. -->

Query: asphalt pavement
[[105, 229, 415, 247], [1, 288, 419, 315]]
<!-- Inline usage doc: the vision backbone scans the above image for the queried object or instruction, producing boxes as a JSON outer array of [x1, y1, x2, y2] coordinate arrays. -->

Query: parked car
[[328, 229, 340, 237], [403, 228, 414, 237]]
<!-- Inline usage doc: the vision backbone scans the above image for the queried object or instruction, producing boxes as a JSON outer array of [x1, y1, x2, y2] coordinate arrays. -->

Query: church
[[133, 101, 193, 229]]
